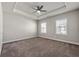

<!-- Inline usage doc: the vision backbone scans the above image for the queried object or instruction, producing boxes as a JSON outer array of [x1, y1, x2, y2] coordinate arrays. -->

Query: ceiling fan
[[32, 5, 47, 14]]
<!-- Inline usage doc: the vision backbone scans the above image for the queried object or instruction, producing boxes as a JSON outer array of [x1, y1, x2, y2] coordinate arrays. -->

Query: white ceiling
[[2, 2, 79, 20]]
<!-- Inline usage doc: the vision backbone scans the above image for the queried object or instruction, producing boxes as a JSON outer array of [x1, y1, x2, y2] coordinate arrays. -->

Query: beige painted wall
[[0, 2, 3, 54], [3, 11, 37, 43], [38, 10, 79, 45]]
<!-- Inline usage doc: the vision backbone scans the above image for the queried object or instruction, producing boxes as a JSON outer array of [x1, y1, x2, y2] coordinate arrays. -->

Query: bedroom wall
[[3, 11, 37, 43], [0, 2, 3, 54], [38, 9, 79, 45]]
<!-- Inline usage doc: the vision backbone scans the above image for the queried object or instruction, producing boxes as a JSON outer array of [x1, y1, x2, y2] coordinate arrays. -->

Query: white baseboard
[[3, 36, 37, 44], [39, 36, 79, 45], [2, 35, 79, 45]]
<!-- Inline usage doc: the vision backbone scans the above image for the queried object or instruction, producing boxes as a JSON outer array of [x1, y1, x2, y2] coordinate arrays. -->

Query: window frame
[[56, 19, 67, 35], [41, 22, 47, 33]]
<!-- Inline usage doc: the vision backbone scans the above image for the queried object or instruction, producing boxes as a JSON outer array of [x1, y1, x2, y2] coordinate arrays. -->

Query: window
[[41, 23, 46, 33], [56, 19, 67, 35]]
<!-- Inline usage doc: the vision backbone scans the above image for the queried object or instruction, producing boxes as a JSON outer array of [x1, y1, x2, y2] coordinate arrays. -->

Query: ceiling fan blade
[[37, 6, 40, 10], [32, 5, 38, 10], [39, 5, 43, 10], [40, 10, 46, 12], [33, 6, 39, 10]]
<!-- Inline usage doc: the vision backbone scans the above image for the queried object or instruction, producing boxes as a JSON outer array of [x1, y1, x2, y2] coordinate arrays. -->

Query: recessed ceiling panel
[[15, 2, 65, 17], [2, 2, 79, 20]]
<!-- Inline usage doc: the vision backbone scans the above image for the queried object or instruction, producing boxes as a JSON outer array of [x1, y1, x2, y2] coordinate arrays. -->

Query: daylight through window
[[56, 19, 67, 35], [41, 23, 46, 33]]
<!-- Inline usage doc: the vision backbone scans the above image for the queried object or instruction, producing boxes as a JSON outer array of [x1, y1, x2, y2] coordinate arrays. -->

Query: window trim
[[41, 22, 47, 33], [56, 19, 67, 35]]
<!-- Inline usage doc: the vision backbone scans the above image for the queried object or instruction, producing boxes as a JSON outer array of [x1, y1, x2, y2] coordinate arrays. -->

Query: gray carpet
[[1, 37, 79, 57]]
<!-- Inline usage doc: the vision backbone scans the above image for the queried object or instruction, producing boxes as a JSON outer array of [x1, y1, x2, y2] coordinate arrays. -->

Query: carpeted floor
[[1, 37, 79, 57]]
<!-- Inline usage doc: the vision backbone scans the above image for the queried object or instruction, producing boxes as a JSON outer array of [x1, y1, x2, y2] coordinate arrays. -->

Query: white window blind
[[41, 23, 46, 33], [56, 19, 67, 35]]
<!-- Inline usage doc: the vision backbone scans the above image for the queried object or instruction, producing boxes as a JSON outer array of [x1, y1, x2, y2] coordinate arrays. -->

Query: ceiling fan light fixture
[[37, 10, 41, 15]]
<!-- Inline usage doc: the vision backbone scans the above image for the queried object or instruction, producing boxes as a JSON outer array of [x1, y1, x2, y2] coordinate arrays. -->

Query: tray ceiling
[[2, 2, 79, 20]]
